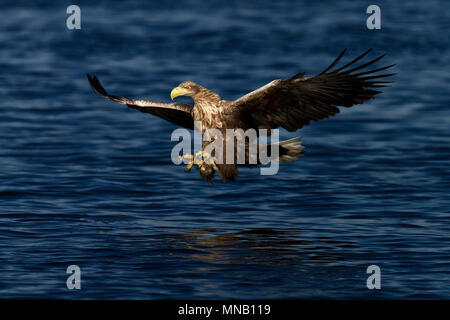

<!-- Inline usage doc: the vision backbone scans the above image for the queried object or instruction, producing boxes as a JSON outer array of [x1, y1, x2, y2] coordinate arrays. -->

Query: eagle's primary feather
[[228, 48, 395, 132]]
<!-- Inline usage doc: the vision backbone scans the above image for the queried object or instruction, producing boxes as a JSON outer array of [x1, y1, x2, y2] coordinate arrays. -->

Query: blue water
[[0, 0, 449, 299]]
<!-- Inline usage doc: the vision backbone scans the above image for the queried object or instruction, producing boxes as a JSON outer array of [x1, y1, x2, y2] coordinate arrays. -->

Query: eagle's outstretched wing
[[87, 74, 195, 130], [229, 49, 395, 132]]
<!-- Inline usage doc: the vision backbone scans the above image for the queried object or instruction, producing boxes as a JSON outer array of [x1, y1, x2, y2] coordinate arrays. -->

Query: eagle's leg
[[195, 151, 219, 171], [178, 154, 195, 172]]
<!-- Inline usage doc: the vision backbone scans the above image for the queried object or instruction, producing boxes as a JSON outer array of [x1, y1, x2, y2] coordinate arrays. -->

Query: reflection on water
[[142, 227, 383, 299]]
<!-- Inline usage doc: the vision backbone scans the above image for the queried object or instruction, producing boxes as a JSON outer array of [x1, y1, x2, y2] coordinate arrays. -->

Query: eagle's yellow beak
[[170, 87, 188, 100]]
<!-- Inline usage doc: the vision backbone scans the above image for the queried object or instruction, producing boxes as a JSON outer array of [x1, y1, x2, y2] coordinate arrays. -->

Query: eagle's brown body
[[87, 49, 395, 183], [191, 92, 228, 129], [190, 90, 252, 181]]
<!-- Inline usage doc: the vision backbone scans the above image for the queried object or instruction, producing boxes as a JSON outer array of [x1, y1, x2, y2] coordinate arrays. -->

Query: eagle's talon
[[195, 151, 219, 171], [186, 161, 194, 171], [179, 153, 195, 172]]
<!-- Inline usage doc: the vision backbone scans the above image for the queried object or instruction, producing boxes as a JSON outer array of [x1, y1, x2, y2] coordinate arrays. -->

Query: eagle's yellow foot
[[179, 154, 195, 172], [195, 151, 219, 171]]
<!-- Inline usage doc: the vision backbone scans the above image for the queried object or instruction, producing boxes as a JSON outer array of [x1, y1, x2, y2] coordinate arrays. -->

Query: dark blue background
[[0, 0, 449, 298]]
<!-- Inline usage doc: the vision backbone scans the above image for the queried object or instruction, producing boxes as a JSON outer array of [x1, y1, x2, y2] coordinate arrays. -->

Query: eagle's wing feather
[[87, 74, 194, 130], [230, 49, 395, 132]]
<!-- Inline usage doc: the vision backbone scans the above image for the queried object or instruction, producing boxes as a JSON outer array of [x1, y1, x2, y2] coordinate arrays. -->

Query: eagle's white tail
[[275, 136, 305, 162]]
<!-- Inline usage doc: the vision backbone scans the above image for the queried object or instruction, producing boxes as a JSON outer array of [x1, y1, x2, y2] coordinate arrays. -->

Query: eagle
[[87, 49, 394, 182]]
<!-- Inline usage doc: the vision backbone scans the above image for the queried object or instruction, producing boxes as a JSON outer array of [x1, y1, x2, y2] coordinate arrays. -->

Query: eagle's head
[[170, 81, 203, 100]]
